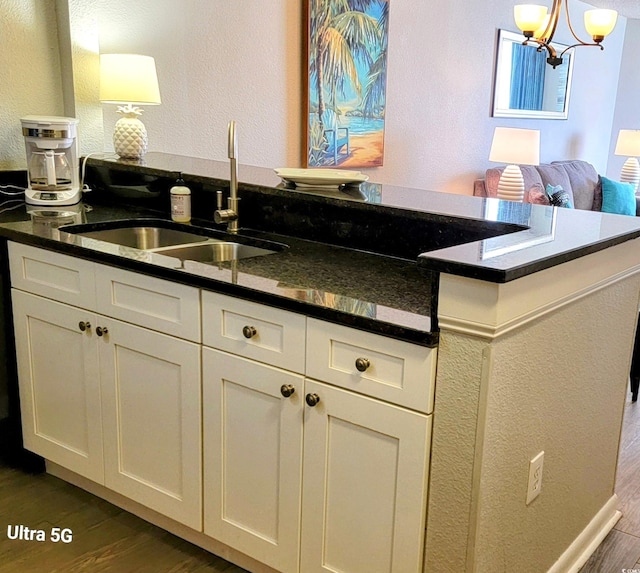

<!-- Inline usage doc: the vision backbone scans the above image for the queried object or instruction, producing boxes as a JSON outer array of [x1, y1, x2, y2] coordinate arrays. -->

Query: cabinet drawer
[[8, 242, 96, 310], [306, 318, 436, 413], [202, 291, 306, 373], [95, 265, 200, 342]]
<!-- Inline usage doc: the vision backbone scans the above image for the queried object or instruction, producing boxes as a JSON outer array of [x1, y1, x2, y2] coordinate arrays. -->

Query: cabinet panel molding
[[202, 291, 306, 373], [203, 348, 303, 573], [9, 242, 96, 309], [95, 265, 200, 342], [306, 318, 436, 413], [11, 290, 104, 483], [300, 379, 431, 573], [100, 318, 202, 530]]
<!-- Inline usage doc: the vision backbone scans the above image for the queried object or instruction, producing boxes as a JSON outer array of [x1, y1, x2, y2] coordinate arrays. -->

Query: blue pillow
[[601, 176, 636, 216], [545, 184, 573, 208]]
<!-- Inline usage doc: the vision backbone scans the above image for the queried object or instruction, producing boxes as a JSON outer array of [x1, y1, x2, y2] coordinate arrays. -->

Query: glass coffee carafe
[[21, 115, 80, 206], [27, 150, 73, 191]]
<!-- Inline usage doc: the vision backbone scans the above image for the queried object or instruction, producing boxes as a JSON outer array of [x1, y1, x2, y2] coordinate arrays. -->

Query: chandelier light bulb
[[584, 9, 618, 42], [514, 4, 548, 35]]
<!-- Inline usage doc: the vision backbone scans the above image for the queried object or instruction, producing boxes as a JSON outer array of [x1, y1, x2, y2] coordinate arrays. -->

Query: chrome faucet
[[214, 120, 239, 234]]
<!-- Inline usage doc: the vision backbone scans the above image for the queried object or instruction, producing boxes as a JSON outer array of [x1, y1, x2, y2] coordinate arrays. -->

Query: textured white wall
[[94, 0, 630, 194], [0, 0, 635, 193], [0, 0, 64, 170], [427, 265, 640, 572]]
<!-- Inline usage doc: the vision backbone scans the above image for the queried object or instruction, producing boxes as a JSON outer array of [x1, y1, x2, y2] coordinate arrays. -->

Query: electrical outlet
[[526, 451, 544, 505]]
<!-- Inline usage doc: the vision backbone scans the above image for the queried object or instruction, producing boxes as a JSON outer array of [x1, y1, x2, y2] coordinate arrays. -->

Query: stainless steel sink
[[74, 226, 211, 250], [61, 221, 285, 263], [158, 242, 277, 263]]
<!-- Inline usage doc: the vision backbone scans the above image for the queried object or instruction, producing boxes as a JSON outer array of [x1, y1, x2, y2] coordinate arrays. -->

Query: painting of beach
[[306, 0, 389, 168]]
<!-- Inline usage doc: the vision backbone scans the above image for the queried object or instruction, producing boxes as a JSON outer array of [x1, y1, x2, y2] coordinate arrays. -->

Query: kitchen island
[[1, 153, 640, 573]]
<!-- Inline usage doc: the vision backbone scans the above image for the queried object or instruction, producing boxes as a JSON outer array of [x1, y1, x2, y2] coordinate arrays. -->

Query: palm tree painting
[[306, 0, 389, 168]]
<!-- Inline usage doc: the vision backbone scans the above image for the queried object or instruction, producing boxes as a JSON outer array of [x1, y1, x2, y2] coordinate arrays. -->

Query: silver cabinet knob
[[96, 326, 109, 337], [78, 321, 91, 332], [242, 325, 257, 339], [355, 357, 370, 372]]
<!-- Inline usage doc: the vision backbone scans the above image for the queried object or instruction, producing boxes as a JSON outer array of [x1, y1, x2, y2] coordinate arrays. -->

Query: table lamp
[[614, 129, 640, 193], [489, 127, 541, 201], [99, 54, 161, 160]]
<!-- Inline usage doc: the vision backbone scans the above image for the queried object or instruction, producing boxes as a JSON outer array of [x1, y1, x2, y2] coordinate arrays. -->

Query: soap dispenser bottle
[[170, 174, 191, 223]]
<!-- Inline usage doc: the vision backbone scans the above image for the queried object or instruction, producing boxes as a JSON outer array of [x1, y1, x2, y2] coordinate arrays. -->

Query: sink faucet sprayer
[[214, 120, 239, 234]]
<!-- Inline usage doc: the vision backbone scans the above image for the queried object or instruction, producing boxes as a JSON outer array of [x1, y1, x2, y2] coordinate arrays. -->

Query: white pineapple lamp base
[[113, 107, 149, 160], [620, 157, 640, 194], [496, 164, 525, 202]]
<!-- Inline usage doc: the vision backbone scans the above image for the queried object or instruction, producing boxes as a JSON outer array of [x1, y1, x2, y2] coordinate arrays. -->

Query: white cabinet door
[[11, 290, 104, 483], [300, 379, 432, 573], [99, 317, 202, 530], [203, 348, 303, 573]]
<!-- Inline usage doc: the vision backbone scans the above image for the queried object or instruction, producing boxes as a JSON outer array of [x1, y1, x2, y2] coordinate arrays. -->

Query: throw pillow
[[526, 184, 551, 205], [545, 184, 573, 208], [601, 176, 636, 216]]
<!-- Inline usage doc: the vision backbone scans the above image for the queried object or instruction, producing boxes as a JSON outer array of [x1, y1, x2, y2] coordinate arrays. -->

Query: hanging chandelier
[[513, 2, 618, 68]]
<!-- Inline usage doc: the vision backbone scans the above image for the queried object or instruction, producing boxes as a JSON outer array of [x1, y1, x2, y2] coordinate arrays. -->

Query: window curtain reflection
[[509, 44, 546, 110]]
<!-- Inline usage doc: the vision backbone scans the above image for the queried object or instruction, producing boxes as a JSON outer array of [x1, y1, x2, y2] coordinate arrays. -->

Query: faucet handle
[[216, 190, 223, 211]]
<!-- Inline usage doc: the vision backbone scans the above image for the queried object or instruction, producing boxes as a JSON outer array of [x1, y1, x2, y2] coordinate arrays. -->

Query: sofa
[[473, 159, 640, 215]]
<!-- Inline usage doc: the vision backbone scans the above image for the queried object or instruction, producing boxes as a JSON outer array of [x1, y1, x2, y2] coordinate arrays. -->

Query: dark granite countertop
[[3, 152, 640, 347], [84, 153, 640, 283], [0, 201, 436, 346]]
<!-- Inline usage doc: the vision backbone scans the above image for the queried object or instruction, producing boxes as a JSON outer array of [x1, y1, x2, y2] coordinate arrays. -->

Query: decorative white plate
[[274, 168, 368, 188]]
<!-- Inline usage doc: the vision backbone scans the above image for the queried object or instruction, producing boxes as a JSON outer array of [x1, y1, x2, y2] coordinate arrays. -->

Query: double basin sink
[[61, 219, 286, 264]]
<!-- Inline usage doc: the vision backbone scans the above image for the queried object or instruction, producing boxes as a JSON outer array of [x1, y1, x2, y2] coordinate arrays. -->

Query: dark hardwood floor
[[1, 397, 640, 572], [581, 397, 640, 572], [0, 464, 247, 572]]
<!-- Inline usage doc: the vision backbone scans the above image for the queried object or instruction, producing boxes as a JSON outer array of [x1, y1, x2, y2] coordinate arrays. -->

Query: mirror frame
[[492, 29, 574, 120]]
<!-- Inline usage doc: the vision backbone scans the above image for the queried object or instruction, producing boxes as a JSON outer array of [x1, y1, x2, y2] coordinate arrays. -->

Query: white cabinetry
[[100, 317, 201, 530], [202, 291, 435, 573], [203, 348, 303, 573], [12, 290, 104, 482], [9, 242, 202, 530], [9, 241, 437, 573], [300, 379, 431, 573]]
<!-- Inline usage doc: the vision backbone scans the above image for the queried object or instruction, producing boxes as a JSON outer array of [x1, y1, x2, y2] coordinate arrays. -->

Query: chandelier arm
[[563, 0, 592, 46], [543, 0, 562, 42], [559, 43, 604, 58]]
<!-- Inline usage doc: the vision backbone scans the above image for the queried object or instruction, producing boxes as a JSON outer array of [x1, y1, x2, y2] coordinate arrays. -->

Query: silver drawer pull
[[242, 325, 257, 339], [355, 357, 370, 372]]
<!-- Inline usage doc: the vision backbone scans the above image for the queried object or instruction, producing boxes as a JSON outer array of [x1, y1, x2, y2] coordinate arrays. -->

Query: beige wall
[[0, 0, 635, 193], [0, 0, 64, 169]]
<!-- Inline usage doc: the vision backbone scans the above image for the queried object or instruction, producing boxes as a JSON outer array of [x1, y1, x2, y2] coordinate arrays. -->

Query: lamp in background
[[489, 127, 540, 202], [615, 130, 640, 193], [513, 2, 617, 68], [99, 54, 161, 160]]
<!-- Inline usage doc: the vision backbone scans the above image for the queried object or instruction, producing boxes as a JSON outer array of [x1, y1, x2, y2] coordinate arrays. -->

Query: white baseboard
[[547, 494, 621, 573]]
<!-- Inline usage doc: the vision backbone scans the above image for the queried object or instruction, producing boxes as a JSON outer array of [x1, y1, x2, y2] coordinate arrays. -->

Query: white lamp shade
[[489, 127, 540, 166], [100, 54, 161, 104], [514, 5, 548, 33], [584, 9, 617, 39], [615, 130, 640, 157]]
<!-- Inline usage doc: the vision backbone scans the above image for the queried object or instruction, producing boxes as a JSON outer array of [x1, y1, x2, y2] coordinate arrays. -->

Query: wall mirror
[[492, 29, 574, 120]]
